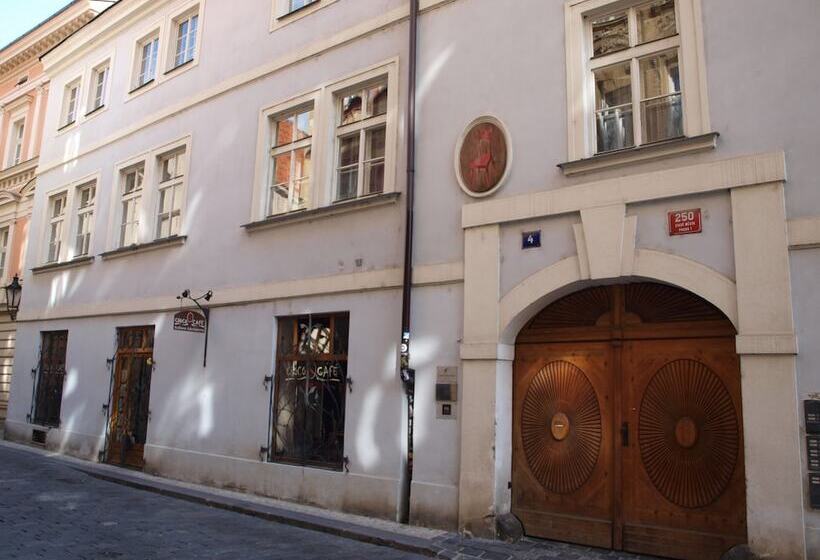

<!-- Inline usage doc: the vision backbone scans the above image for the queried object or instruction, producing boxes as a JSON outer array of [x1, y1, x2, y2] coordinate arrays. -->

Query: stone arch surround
[[456, 153, 806, 559]]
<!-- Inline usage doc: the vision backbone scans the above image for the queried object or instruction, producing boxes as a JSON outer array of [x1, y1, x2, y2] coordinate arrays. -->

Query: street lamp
[[4, 275, 22, 321]]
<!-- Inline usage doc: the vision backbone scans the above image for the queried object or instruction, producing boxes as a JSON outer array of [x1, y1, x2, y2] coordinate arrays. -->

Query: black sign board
[[805, 400, 820, 433], [810, 473, 820, 509], [808, 436, 820, 472], [173, 309, 207, 333], [522, 230, 541, 249]]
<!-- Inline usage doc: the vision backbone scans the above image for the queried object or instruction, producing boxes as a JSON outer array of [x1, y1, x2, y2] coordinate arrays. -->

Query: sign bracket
[[176, 289, 213, 367]]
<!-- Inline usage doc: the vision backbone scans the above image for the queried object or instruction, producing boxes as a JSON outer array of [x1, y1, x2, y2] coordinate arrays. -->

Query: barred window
[[271, 313, 349, 470], [34, 331, 68, 427]]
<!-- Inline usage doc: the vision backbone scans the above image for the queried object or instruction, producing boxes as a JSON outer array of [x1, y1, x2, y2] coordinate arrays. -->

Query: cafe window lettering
[[271, 313, 349, 470]]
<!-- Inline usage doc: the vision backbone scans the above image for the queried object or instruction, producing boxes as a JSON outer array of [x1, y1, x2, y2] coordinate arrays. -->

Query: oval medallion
[[455, 117, 510, 197]]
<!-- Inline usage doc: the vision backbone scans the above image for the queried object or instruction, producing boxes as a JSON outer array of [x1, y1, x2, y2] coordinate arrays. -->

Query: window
[[173, 11, 199, 68], [590, 0, 680, 152], [88, 62, 110, 113], [156, 150, 186, 238], [136, 33, 160, 88], [564, 0, 710, 164], [269, 106, 313, 215], [6, 118, 25, 167], [271, 313, 349, 469], [61, 80, 80, 127], [335, 82, 388, 201], [119, 164, 144, 247], [34, 331, 68, 427], [46, 193, 67, 263], [289, 0, 318, 12], [0, 227, 10, 280], [74, 182, 96, 257]]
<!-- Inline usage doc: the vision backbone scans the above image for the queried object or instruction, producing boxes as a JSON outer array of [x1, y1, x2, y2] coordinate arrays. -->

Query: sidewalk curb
[[77, 466, 443, 557], [0, 440, 442, 557]]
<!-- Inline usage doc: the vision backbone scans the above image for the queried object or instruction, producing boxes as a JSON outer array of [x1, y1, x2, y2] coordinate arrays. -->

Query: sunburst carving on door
[[521, 360, 602, 494], [638, 359, 739, 508]]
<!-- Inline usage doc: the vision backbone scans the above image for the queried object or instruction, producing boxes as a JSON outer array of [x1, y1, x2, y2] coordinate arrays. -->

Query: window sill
[[270, 0, 339, 32], [57, 119, 77, 133], [243, 191, 400, 233], [84, 104, 105, 118], [164, 58, 195, 76], [32, 256, 95, 275], [100, 235, 187, 261], [557, 132, 720, 176], [128, 79, 155, 95]]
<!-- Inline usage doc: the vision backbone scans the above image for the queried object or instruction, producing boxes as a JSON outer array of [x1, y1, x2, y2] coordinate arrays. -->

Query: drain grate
[[31, 429, 47, 445]]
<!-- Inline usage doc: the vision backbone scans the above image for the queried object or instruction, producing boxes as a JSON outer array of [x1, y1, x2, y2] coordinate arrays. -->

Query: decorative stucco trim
[[462, 151, 786, 229], [736, 334, 798, 356], [16, 261, 464, 322], [787, 216, 820, 249]]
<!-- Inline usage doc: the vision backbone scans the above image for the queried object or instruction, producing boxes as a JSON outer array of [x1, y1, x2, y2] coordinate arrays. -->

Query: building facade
[[0, 1, 110, 430], [4, 1, 819, 559]]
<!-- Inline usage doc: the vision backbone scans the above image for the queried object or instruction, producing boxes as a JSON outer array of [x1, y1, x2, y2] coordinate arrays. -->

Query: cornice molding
[[0, 10, 97, 77]]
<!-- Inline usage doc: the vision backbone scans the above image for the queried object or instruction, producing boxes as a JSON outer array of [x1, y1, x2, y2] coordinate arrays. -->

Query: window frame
[[5, 115, 26, 168], [564, 0, 710, 162], [59, 77, 82, 130], [270, 312, 350, 470], [165, 3, 202, 75], [0, 225, 11, 282], [45, 191, 68, 264], [250, 60, 399, 223], [132, 30, 161, 93], [154, 147, 188, 240], [117, 162, 146, 248], [332, 80, 389, 202], [267, 101, 316, 216], [86, 59, 111, 116], [72, 181, 97, 258]]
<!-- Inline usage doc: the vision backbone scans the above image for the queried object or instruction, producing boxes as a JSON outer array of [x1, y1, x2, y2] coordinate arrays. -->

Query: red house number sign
[[668, 208, 702, 236]]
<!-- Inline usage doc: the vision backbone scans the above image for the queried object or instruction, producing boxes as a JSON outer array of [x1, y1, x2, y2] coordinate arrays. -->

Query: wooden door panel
[[621, 337, 746, 560], [513, 342, 614, 548]]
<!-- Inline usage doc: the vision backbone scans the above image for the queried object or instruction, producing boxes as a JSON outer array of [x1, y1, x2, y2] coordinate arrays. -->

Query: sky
[[0, 0, 74, 50]]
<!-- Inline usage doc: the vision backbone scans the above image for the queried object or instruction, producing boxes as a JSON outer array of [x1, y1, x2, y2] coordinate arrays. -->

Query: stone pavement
[[0, 440, 659, 560]]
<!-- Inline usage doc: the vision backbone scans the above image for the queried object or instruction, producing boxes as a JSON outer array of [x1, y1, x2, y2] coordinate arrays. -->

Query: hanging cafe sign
[[173, 309, 207, 333]]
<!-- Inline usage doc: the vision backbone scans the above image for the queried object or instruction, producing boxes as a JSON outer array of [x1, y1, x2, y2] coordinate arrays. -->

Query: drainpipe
[[399, 0, 419, 525]]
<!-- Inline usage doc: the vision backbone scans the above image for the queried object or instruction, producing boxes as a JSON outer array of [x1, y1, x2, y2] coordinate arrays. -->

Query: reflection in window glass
[[595, 63, 634, 152], [640, 51, 682, 143], [637, 0, 677, 44], [592, 12, 629, 57], [340, 93, 362, 125]]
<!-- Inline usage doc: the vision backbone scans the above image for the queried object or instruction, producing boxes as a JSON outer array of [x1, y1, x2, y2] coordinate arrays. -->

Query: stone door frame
[[457, 152, 807, 559]]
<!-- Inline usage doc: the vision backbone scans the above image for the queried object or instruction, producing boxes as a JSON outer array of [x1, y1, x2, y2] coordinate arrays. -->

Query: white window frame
[[131, 30, 161, 92], [250, 59, 399, 222], [107, 137, 191, 250], [332, 79, 389, 202], [60, 78, 81, 129], [154, 148, 188, 239], [117, 162, 146, 248], [166, 3, 202, 74], [267, 101, 316, 216], [0, 226, 11, 281], [5, 115, 26, 168], [44, 191, 68, 264], [564, 0, 710, 162], [72, 181, 97, 258], [86, 60, 111, 115], [270, 0, 339, 32]]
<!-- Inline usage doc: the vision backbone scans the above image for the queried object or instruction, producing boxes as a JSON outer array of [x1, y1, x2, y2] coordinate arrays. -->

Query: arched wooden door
[[512, 283, 746, 560]]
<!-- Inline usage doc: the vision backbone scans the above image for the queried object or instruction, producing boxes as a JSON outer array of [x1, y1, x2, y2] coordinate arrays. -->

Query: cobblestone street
[[0, 443, 659, 560], [0, 444, 425, 559]]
